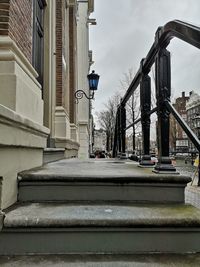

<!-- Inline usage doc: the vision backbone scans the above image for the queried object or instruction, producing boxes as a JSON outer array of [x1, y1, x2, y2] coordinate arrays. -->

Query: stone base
[[55, 138, 79, 159], [0, 105, 49, 209], [55, 107, 71, 141], [0, 148, 44, 209], [153, 157, 177, 174], [70, 123, 78, 142], [139, 155, 155, 167], [78, 123, 89, 159], [0, 36, 43, 124], [43, 148, 65, 164]]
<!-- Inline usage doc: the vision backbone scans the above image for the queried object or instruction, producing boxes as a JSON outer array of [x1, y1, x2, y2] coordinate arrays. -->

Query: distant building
[[186, 91, 200, 152], [170, 91, 189, 153], [93, 129, 107, 152]]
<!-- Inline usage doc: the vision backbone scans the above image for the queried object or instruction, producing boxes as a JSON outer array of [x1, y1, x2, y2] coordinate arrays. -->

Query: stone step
[[43, 148, 65, 164], [18, 176, 189, 203], [1, 203, 200, 255], [1, 254, 200, 266], [18, 160, 190, 203]]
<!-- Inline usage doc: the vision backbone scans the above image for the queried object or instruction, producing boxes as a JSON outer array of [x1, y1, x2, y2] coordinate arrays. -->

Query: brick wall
[[0, 0, 33, 62], [9, 0, 32, 62], [69, 5, 75, 123], [56, 0, 63, 106], [56, 0, 77, 122]]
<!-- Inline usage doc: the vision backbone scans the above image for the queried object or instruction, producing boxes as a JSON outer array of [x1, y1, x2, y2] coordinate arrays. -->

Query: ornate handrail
[[113, 20, 200, 183], [121, 20, 200, 106]]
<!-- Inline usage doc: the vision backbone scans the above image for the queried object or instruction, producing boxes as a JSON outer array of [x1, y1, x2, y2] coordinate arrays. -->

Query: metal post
[[121, 104, 126, 154], [140, 75, 154, 166], [154, 48, 176, 173], [112, 114, 118, 158], [198, 151, 200, 186], [118, 107, 122, 155]]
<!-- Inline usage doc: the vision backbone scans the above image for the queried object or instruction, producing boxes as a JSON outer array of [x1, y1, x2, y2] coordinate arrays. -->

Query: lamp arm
[[74, 90, 94, 100]]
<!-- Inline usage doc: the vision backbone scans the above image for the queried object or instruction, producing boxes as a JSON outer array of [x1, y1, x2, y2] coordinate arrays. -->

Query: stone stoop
[[0, 159, 200, 256]]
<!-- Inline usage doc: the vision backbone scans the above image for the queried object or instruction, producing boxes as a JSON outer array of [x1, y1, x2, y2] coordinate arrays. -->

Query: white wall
[[77, 1, 90, 158]]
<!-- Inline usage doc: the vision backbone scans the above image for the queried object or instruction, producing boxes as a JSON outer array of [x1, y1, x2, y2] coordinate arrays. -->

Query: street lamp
[[75, 70, 100, 101]]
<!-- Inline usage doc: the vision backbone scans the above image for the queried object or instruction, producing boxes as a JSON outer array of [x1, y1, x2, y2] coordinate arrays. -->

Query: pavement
[[175, 160, 200, 209], [185, 185, 200, 209]]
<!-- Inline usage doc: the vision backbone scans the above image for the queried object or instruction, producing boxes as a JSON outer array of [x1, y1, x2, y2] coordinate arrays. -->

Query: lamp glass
[[88, 71, 100, 91]]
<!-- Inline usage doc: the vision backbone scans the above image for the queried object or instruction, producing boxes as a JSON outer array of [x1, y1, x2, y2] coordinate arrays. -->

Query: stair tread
[[4, 203, 200, 228], [1, 254, 200, 266], [19, 159, 190, 184]]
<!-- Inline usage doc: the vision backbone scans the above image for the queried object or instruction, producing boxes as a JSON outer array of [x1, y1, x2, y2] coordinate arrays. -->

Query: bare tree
[[97, 93, 120, 151], [119, 68, 140, 152], [96, 68, 141, 153]]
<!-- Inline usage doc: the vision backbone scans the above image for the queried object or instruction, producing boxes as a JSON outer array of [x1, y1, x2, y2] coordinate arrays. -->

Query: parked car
[[151, 156, 158, 164], [129, 154, 139, 162]]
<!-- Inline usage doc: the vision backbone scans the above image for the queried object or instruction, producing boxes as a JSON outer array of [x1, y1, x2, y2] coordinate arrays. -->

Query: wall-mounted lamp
[[75, 70, 100, 102]]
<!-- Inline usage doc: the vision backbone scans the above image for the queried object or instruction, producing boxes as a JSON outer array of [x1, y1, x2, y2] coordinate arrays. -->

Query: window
[[32, 0, 46, 88]]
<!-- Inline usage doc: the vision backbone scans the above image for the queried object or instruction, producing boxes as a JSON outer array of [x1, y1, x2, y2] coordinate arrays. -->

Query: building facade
[[170, 92, 189, 153], [0, 0, 94, 209], [186, 91, 200, 152]]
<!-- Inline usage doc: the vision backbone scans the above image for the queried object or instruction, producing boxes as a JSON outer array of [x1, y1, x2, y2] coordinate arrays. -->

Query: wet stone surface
[[1, 254, 200, 266], [19, 158, 191, 184], [4, 203, 200, 228]]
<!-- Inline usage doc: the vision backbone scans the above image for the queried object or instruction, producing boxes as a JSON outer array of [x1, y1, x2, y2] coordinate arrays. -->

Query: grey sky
[[89, 0, 200, 116]]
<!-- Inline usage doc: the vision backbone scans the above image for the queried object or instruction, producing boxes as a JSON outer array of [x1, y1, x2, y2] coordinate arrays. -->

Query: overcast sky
[[89, 0, 200, 119]]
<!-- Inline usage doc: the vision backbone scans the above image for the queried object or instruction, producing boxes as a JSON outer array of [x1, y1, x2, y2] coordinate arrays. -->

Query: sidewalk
[[185, 177, 200, 209], [176, 163, 200, 209]]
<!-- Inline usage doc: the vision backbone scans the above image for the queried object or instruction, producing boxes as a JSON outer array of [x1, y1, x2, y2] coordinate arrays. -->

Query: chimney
[[189, 91, 193, 96], [182, 91, 185, 98]]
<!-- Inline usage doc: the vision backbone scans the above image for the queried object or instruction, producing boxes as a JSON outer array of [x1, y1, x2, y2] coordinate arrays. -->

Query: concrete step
[[18, 160, 190, 203], [43, 148, 65, 164], [1, 254, 200, 266], [1, 203, 200, 255]]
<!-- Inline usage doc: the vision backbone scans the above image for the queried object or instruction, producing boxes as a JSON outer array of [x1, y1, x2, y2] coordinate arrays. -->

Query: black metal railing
[[113, 20, 200, 183]]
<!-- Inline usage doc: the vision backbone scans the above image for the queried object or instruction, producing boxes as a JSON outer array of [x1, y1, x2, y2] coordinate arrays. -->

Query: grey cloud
[[90, 0, 200, 113]]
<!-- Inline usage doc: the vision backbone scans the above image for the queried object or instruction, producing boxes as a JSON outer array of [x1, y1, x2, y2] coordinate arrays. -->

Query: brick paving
[[185, 185, 200, 209], [176, 164, 200, 209]]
